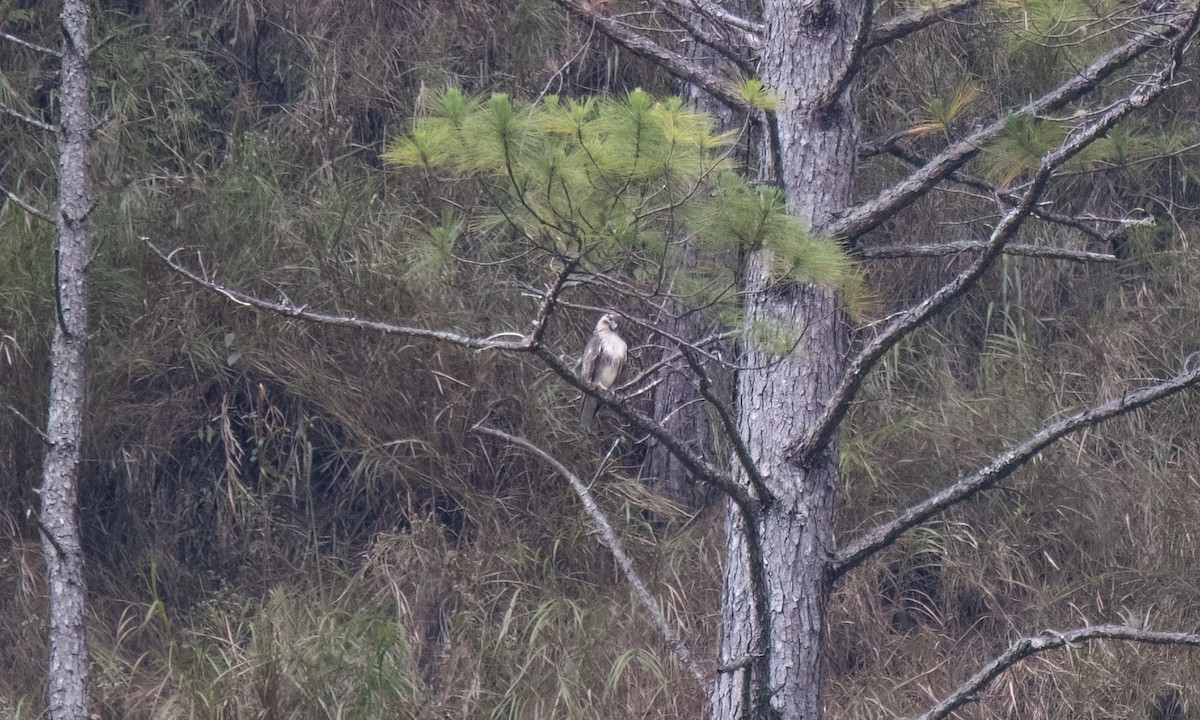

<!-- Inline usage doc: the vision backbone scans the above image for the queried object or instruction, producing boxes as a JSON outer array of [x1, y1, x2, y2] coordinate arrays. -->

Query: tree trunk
[[712, 0, 862, 717], [41, 1, 94, 717]]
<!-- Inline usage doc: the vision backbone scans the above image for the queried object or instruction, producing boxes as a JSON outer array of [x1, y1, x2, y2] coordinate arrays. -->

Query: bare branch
[[829, 9, 1198, 242], [867, 0, 983, 49], [681, 347, 773, 506], [676, 0, 764, 36], [0, 30, 61, 56], [0, 100, 57, 132], [794, 12, 1200, 465], [144, 239, 536, 352], [147, 235, 752, 511], [0, 184, 54, 224], [551, 0, 751, 112], [834, 360, 1200, 576], [473, 424, 709, 688], [859, 241, 1117, 263], [817, 0, 876, 113], [879, 144, 1139, 244], [918, 625, 1200, 720], [535, 345, 754, 508], [7, 404, 51, 445], [649, 0, 757, 73]]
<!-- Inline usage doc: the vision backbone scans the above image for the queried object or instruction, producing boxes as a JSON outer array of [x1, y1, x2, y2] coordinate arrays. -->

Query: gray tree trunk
[[712, 0, 862, 717], [40, 1, 95, 717]]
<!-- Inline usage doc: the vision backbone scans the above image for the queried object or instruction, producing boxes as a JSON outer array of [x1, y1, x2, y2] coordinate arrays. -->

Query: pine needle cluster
[[383, 88, 860, 312]]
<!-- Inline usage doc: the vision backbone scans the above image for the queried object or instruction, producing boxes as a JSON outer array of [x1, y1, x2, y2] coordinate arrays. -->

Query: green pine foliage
[[383, 88, 860, 312]]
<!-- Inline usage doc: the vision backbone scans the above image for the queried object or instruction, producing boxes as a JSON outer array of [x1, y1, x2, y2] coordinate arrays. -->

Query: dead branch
[[1, 30, 62, 56], [147, 235, 753, 510], [880, 144, 1144, 244], [473, 424, 710, 688], [7, 404, 51, 445], [917, 625, 1200, 720], [834, 360, 1200, 576], [649, 0, 757, 73], [680, 347, 773, 507], [793, 14, 1200, 465], [0, 100, 57, 132], [1, 184, 54, 224], [859, 241, 1117, 263], [535, 346, 754, 508], [144, 238, 537, 352], [551, 0, 751, 112], [828, 8, 1198, 242], [867, 0, 983, 49]]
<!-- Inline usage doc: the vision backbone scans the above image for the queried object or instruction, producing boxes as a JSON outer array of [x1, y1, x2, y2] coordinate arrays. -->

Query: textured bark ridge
[[712, 0, 862, 717], [41, 0, 95, 717]]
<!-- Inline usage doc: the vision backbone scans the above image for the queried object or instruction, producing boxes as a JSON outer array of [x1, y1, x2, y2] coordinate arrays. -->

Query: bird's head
[[597, 313, 619, 332]]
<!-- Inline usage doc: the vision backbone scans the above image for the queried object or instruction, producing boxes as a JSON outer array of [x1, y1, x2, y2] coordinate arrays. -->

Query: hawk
[[578, 313, 628, 433]]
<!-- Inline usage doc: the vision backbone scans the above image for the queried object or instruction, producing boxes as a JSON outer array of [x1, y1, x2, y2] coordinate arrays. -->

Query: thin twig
[[473, 424, 709, 689], [144, 238, 533, 352]]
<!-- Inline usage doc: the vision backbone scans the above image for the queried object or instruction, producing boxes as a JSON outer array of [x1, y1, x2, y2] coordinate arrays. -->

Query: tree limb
[[858, 241, 1117, 263], [0, 184, 54, 224], [1, 30, 62, 56], [649, 0, 757, 73], [834, 360, 1200, 576], [0, 100, 57, 132], [793, 12, 1200, 465], [828, 9, 1198, 243], [879, 144, 1145, 244], [680, 346, 773, 507], [551, 0, 751, 112], [534, 346, 754, 508], [473, 424, 709, 688], [144, 239, 536, 352], [676, 0, 764, 37], [146, 236, 754, 509], [867, 0, 983, 49], [917, 625, 1200, 720]]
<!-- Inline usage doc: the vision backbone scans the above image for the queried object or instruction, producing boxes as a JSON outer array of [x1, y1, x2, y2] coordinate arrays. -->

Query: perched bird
[[578, 313, 628, 433]]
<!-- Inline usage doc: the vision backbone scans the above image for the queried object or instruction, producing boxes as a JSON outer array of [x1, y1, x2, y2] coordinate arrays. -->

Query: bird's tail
[[580, 395, 599, 433]]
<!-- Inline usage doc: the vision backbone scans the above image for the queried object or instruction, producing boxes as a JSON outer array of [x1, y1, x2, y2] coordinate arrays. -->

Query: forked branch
[[794, 12, 1200, 464], [917, 625, 1200, 720], [828, 8, 1199, 242], [473, 424, 709, 688], [551, 0, 751, 112], [146, 236, 753, 509], [834, 360, 1200, 576]]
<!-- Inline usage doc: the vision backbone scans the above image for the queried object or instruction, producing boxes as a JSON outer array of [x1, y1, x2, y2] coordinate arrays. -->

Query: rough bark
[[40, 1, 94, 717], [712, 0, 862, 717]]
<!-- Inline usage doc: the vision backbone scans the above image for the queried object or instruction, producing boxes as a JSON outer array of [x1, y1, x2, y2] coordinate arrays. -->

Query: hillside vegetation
[[4, 0, 1200, 718]]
